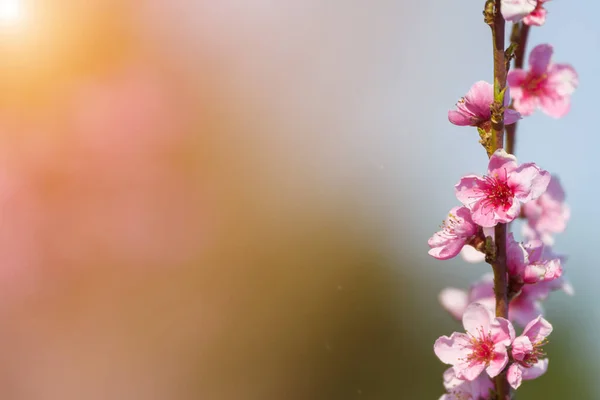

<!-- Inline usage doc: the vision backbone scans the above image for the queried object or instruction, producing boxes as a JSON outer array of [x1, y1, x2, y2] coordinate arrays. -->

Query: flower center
[[481, 174, 513, 211], [441, 213, 461, 236], [521, 338, 548, 367], [467, 327, 495, 365], [525, 73, 548, 96]]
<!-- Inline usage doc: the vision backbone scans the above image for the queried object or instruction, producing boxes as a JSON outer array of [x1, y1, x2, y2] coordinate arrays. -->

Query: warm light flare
[[0, 0, 23, 24]]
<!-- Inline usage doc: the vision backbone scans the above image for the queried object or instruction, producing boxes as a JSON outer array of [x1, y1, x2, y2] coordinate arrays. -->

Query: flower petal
[[513, 94, 539, 116], [461, 245, 486, 264], [462, 303, 493, 337], [428, 206, 477, 260], [428, 236, 467, 260], [463, 81, 494, 120], [504, 108, 522, 125], [507, 235, 528, 277], [522, 358, 549, 380], [539, 95, 571, 118], [439, 288, 469, 320], [491, 317, 515, 347], [510, 295, 545, 327], [471, 373, 496, 399], [501, 0, 537, 22], [470, 199, 500, 228], [507, 364, 524, 389], [524, 240, 544, 263], [453, 206, 478, 236], [488, 149, 518, 177], [486, 347, 509, 378], [507, 69, 528, 99], [455, 176, 486, 209], [459, 361, 487, 382], [442, 367, 463, 390], [529, 44, 553, 76], [448, 110, 473, 126], [547, 63, 578, 97], [434, 332, 471, 365], [498, 198, 521, 224], [523, 263, 548, 284], [524, 6, 547, 26], [522, 315, 553, 343], [511, 335, 534, 361], [469, 274, 495, 300], [509, 163, 551, 202]]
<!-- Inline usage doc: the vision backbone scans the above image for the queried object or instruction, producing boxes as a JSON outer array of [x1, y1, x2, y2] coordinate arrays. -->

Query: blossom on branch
[[434, 303, 515, 381], [501, 0, 537, 22], [439, 274, 495, 321], [507, 316, 552, 389], [448, 81, 521, 129], [508, 44, 578, 118], [455, 149, 550, 227], [428, 206, 479, 260], [439, 367, 494, 400], [523, 0, 550, 26], [522, 175, 570, 245]]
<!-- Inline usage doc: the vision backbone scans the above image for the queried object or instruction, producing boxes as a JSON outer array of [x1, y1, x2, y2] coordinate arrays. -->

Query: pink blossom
[[523, 0, 550, 26], [439, 288, 470, 321], [509, 288, 546, 327], [501, 0, 537, 22], [507, 316, 552, 389], [428, 206, 479, 260], [522, 175, 570, 245], [440, 271, 569, 327], [434, 303, 515, 381], [439, 242, 571, 326], [521, 240, 563, 284], [538, 266, 574, 296], [440, 367, 494, 400], [455, 149, 550, 227], [460, 245, 486, 264], [508, 44, 578, 118], [506, 233, 528, 279], [439, 274, 495, 321], [448, 81, 521, 128], [524, 245, 573, 297], [506, 235, 563, 285], [511, 274, 572, 326]]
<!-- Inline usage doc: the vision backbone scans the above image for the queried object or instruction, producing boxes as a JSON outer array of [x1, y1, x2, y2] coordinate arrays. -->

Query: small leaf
[[505, 42, 518, 59], [495, 85, 506, 104]]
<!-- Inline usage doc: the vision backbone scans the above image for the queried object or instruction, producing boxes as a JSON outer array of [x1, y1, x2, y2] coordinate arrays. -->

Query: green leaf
[[494, 82, 506, 104]]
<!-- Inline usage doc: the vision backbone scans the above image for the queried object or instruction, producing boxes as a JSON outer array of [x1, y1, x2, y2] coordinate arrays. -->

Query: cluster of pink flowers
[[430, 3, 576, 398], [435, 304, 552, 393], [448, 46, 577, 123]]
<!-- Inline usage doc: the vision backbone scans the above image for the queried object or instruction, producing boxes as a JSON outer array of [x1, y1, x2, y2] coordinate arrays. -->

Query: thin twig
[[485, 1, 511, 398], [505, 24, 530, 155]]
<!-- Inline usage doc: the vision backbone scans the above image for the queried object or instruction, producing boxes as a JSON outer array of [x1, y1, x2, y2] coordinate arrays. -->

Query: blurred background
[[0, 0, 595, 398]]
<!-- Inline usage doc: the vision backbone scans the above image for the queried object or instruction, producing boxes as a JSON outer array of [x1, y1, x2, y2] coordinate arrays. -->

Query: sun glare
[[0, 0, 22, 24]]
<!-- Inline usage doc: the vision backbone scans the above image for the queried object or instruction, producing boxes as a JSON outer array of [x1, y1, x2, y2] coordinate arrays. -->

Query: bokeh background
[[0, 0, 595, 398]]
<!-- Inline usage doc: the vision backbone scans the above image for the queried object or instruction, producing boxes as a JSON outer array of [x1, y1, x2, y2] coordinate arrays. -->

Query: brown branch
[[485, 1, 511, 398], [492, 223, 510, 400], [487, 0, 507, 151], [514, 24, 530, 69], [505, 24, 530, 155]]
